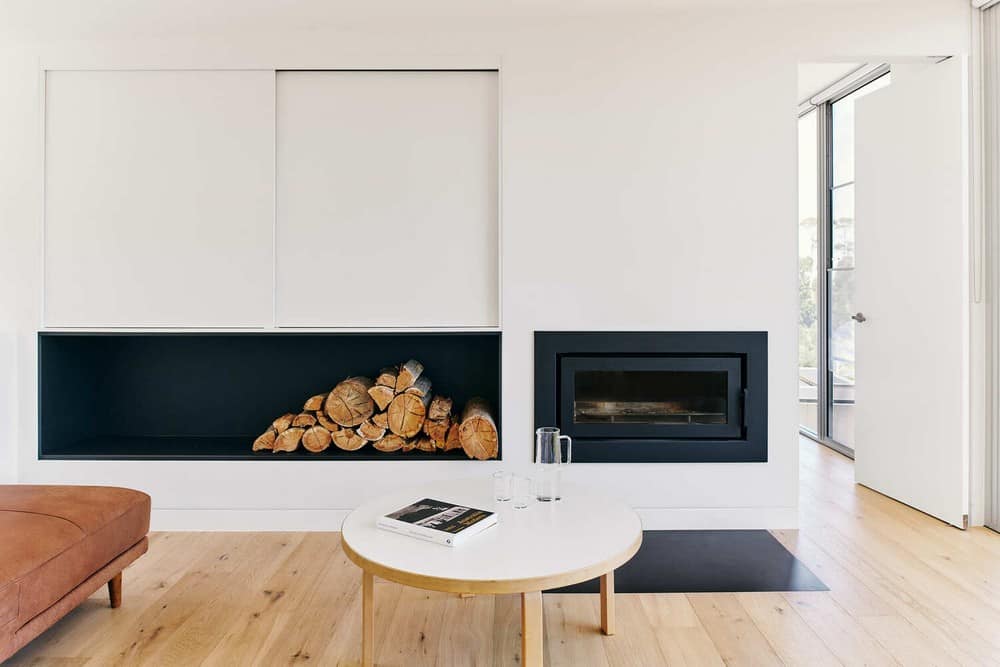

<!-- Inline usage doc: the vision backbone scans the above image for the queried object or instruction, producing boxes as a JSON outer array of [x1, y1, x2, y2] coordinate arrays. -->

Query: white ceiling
[[0, 0, 952, 43]]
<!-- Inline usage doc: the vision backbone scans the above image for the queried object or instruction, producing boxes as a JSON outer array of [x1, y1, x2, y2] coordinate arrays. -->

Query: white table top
[[340, 478, 643, 594]]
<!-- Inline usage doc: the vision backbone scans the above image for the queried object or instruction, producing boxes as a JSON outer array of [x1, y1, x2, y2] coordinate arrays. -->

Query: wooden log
[[458, 398, 498, 460], [302, 426, 332, 453], [371, 411, 389, 429], [394, 359, 424, 392], [325, 377, 375, 427], [427, 395, 453, 421], [387, 392, 432, 438], [423, 416, 450, 446], [373, 434, 406, 452], [415, 437, 436, 452], [357, 420, 387, 441], [302, 393, 327, 412], [272, 413, 295, 434], [332, 428, 367, 451], [274, 427, 305, 453], [316, 411, 341, 432], [401, 438, 417, 452], [368, 385, 396, 412], [252, 428, 276, 451], [375, 367, 398, 388], [403, 376, 432, 398], [444, 422, 463, 451], [292, 412, 317, 428]]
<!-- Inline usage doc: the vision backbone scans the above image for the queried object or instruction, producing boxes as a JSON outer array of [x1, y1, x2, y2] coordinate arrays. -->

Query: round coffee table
[[341, 478, 642, 667]]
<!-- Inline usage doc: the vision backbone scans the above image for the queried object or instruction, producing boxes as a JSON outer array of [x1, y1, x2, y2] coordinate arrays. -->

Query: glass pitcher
[[535, 427, 572, 501]]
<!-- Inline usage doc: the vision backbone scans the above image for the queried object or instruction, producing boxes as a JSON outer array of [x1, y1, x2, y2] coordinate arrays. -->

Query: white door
[[853, 59, 969, 528]]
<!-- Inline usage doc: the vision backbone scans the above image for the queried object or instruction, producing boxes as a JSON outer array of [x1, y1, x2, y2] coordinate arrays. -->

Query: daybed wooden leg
[[521, 591, 543, 667], [108, 572, 122, 608]]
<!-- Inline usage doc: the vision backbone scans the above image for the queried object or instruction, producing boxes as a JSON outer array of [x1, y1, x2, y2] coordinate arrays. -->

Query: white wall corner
[[0, 331, 18, 483]]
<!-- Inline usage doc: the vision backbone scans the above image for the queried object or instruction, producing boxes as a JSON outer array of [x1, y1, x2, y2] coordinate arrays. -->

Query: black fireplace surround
[[534, 331, 767, 463]]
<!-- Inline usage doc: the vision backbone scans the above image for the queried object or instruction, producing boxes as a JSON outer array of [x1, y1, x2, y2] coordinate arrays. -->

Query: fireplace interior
[[535, 331, 767, 463], [574, 371, 728, 425], [39, 331, 501, 460]]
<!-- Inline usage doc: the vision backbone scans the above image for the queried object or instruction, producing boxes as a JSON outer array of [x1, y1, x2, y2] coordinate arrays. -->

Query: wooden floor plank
[[376, 587, 451, 667], [736, 592, 840, 666], [637, 594, 725, 667], [543, 594, 610, 667], [599, 595, 669, 667], [490, 593, 522, 667], [436, 592, 496, 666], [688, 593, 783, 666], [858, 613, 964, 667], [254, 535, 362, 666], [782, 592, 898, 667]]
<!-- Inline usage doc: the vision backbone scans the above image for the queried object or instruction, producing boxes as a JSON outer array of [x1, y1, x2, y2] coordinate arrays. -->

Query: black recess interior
[[39, 332, 501, 461]]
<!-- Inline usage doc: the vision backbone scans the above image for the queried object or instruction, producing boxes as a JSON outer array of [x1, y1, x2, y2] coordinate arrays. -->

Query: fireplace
[[534, 332, 767, 462]]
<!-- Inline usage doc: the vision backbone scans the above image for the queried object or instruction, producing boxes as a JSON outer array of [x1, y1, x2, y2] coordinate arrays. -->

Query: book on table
[[376, 498, 498, 546]]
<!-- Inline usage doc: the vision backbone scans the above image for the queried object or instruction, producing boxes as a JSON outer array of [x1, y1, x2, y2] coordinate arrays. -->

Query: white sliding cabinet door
[[853, 59, 969, 527], [275, 70, 499, 327], [44, 70, 274, 327]]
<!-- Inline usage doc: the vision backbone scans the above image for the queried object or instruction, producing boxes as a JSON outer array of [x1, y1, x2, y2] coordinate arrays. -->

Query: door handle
[[851, 312, 867, 323]]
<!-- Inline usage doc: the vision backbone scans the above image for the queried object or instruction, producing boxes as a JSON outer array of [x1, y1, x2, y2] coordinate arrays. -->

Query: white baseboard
[[152, 508, 351, 531], [151, 506, 798, 531]]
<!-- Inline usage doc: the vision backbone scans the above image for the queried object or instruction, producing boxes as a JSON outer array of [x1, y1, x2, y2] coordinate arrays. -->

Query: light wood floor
[[9, 438, 1000, 666]]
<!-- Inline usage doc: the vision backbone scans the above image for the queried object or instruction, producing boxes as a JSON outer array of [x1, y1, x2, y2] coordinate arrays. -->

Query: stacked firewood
[[252, 359, 498, 460]]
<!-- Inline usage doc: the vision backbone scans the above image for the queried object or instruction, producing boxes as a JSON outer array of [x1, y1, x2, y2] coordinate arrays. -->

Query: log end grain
[[274, 427, 305, 453], [302, 426, 332, 453], [252, 428, 277, 451]]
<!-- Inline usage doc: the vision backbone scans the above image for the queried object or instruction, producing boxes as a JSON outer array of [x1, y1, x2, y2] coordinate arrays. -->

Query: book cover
[[377, 498, 497, 546]]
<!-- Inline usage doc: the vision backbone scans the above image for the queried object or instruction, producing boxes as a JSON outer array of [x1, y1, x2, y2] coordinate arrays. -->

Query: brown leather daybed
[[0, 485, 150, 662]]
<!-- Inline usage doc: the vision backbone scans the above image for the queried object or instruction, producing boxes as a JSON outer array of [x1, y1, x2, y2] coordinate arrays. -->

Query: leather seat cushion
[[0, 485, 150, 627]]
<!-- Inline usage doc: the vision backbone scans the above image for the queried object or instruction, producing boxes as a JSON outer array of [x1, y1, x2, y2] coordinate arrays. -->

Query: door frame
[[799, 65, 890, 458]]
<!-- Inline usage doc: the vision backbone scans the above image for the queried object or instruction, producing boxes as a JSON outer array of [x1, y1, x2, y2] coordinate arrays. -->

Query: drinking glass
[[493, 471, 512, 502], [512, 476, 532, 509]]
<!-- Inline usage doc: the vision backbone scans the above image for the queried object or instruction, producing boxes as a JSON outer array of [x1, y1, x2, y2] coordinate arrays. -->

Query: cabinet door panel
[[276, 70, 498, 327], [44, 70, 274, 327]]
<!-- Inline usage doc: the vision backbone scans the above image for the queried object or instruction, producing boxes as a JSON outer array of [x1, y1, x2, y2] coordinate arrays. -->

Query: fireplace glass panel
[[557, 354, 745, 441], [573, 370, 729, 425]]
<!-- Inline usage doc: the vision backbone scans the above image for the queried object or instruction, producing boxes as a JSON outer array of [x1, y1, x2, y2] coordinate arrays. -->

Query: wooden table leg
[[362, 570, 374, 667], [600, 571, 615, 635], [521, 591, 543, 667]]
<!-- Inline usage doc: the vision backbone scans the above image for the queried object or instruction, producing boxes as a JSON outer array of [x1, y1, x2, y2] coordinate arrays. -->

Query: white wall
[[0, 0, 971, 529]]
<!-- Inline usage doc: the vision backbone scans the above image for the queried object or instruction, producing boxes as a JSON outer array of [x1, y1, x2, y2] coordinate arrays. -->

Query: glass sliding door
[[798, 68, 889, 456], [828, 94, 857, 447], [798, 110, 819, 435]]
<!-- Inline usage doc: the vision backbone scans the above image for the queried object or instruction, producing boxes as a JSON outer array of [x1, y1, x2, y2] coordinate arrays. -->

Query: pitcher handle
[[559, 434, 572, 464]]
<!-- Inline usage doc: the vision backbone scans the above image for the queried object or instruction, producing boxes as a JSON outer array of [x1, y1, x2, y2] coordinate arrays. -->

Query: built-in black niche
[[39, 332, 501, 461], [535, 332, 766, 463]]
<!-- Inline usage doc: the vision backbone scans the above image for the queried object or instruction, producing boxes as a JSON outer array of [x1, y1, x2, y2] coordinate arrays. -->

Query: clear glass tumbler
[[512, 476, 532, 509], [493, 471, 512, 502]]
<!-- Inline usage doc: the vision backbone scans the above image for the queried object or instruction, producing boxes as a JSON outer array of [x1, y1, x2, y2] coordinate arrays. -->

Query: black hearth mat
[[547, 530, 827, 594]]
